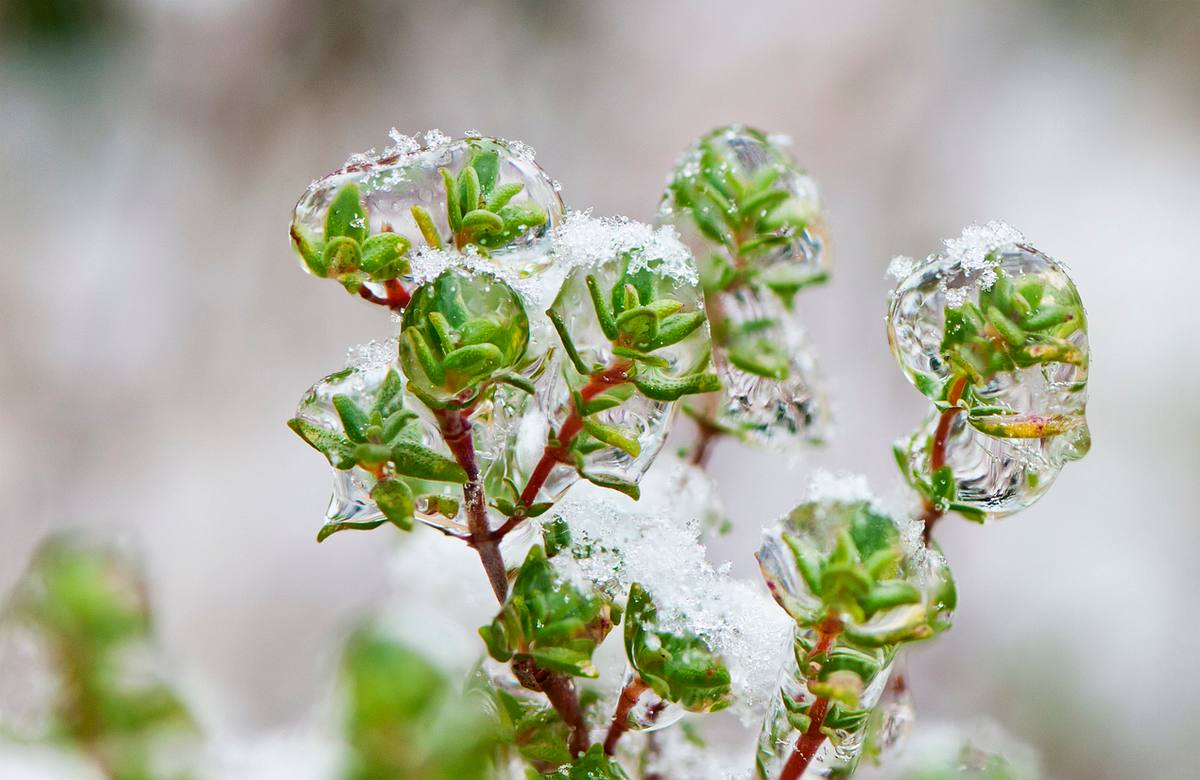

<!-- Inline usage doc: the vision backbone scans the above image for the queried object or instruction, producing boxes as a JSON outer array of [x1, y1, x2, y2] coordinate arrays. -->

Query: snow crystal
[[384, 127, 420, 156], [941, 220, 1024, 291], [804, 470, 873, 505], [507, 140, 536, 162], [345, 339, 398, 371], [544, 479, 792, 722], [551, 211, 699, 286], [423, 128, 450, 149], [887, 254, 916, 281]]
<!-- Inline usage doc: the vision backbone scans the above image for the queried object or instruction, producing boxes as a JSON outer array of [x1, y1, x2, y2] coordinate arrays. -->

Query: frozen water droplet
[[291, 135, 565, 281], [706, 287, 829, 448]]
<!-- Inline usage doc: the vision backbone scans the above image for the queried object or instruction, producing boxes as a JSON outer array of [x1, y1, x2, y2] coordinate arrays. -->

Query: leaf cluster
[[415, 142, 548, 252], [668, 128, 825, 303], [291, 182, 412, 293], [893, 441, 987, 524], [400, 270, 533, 409], [940, 269, 1085, 394], [623, 583, 732, 713], [287, 368, 467, 539], [479, 547, 613, 679]]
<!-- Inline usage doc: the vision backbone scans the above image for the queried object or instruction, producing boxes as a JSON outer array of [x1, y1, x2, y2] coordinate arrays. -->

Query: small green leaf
[[458, 164, 481, 213], [930, 466, 956, 504], [548, 309, 592, 375], [410, 205, 442, 249], [440, 168, 462, 232], [632, 369, 721, 401], [986, 306, 1026, 347], [290, 225, 326, 277], [542, 517, 572, 558], [325, 183, 368, 243], [317, 518, 386, 542], [288, 417, 356, 470], [322, 236, 361, 276], [359, 233, 411, 280], [372, 478, 415, 531], [401, 329, 445, 384], [333, 395, 370, 443], [470, 148, 500, 196], [497, 372, 536, 395], [649, 311, 706, 350], [861, 581, 922, 616], [443, 343, 503, 380], [485, 181, 524, 212], [581, 419, 641, 457], [461, 208, 504, 235], [585, 275, 618, 339], [390, 440, 469, 483]]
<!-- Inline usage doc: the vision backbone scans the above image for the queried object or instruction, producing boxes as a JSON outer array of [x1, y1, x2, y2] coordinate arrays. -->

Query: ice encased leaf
[[658, 125, 827, 301], [701, 286, 828, 447], [531, 214, 713, 501], [290, 135, 565, 282], [757, 473, 955, 645]]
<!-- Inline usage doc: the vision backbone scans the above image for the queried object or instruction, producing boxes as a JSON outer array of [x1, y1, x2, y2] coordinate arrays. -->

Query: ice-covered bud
[[478, 547, 613, 680], [289, 135, 565, 298], [289, 361, 476, 539], [622, 583, 733, 715], [757, 475, 955, 647], [528, 214, 719, 501], [399, 270, 531, 410], [699, 286, 829, 448], [658, 125, 827, 305], [887, 225, 1090, 518]]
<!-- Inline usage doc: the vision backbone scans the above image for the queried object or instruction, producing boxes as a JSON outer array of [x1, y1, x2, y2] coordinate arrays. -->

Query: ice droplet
[[291, 134, 565, 280]]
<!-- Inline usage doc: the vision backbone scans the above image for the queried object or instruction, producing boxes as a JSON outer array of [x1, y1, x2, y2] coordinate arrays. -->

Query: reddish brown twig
[[779, 619, 842, 780], [603, 677, 649, 755], [435, 407, 508, 602], [357, 278, 411, 310], [920, 375, 968, 545], [518, 361, 631, 508], [513, 658, 591, 757]]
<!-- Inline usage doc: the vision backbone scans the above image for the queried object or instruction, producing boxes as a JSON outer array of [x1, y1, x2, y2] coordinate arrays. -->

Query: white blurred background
[[2, 1, 1198, 777]]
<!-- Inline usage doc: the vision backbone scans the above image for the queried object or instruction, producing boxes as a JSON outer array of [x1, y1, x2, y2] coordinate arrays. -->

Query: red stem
[[921, 375, 968, 544], [779, 622, 841, 780], [513, 658, 591, 757], [435, 408, 508, 602], [517, 362, 631, 509], [357, 278, 411, 310], [603, 677, 649, 755]]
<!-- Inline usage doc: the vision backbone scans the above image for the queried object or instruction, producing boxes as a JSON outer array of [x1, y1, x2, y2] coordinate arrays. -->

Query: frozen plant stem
[[921, 375, 967, 544], [357, 278, 411, 310], [513, 657, 592, 757], [603, 676, 649, 755], [780, 618, 842, 780], [518, 361, 631, 508], [434, 407, 508, 603]]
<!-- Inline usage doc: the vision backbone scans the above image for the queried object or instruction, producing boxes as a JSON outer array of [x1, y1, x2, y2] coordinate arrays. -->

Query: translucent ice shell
[[658, 125, 827, 302], [289, 136, 565, 291], [757, 494, 955, 647], [888, 242, 1090, 514], [533, 243, 714, 501]]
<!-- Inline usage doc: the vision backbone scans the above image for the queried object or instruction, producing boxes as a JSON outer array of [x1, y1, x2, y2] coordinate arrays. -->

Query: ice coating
[[888, 228, 1090, 518], [757, 472, 955, 643], [289, 134, 565, 288], [658, 125, 827, 302], [543, 480, 793, 722], [532, 215, 714, 500], [291, 354, 534, 537], [705, 287, 829, 447]]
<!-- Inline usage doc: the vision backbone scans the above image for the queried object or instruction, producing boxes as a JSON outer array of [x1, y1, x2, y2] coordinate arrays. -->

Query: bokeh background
[[3, 1, 1199, 777]]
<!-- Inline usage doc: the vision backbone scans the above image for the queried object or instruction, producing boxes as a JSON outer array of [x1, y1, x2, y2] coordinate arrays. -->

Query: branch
[[603, 676, 649, 755], [513, 658, 591, 757], [357, 278, 411, 310], [921, 375, 968, 545], [779, 620, 842, 780]]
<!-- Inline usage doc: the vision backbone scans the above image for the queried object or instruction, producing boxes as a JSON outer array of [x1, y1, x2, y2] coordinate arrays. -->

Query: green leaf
[[861, 581, 922, 616], [359, 233, 411, 280], [563, 745, 630, 779], [497, 372, 536, 395], [401, 329, 445, 384], [440, 168, 462, 232], [410, 205, 442, 249], [585, 275, 618, 339], [470, 148, 500, 196], [648, 311, 706, 350], [371, 478, 415, 531], [632, 369, 721, 401], [325, 183, 368, 243], [485, 181, 524, 212], [290, 225, 326, 277], [333, 395, 371, 443], [317, 518, 386, 542], [986, 305, 1026, 347], [581, 419, 641, 457], [930, 466, 956, 504], [548, 309, 593, 375], [390, 441, 468, 483], [443, 343, 503, 381], [582, 383, 635, 415], [529, 646, 596, 677], [577, 467, 640, 500], [372, 369, 405, 418], [322, 235, 361, 276], [288, 417, 356, 469], [542, 517, 572, 557], [461, 208, 504, 235], [427, 311, 456, 353], [615, 306, 658, 349], [458, 164, 481, 214]]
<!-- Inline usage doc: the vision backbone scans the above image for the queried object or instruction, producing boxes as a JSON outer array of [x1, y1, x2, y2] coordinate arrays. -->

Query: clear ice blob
[[887, 226, 1090, 466], [757, 473, 956, 646], [530, 214, 714, 502], [702, 286, 829, 447], [863, 656, 915, 764], [658, 125, 827, 304], [289, 134, 565, 296], [290, 348, 535, 538], [899, 408, 1065, 518]]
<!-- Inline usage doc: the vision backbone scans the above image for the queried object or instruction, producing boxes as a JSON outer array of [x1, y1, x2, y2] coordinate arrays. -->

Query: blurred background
[[2, 0, 1198, 777]]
